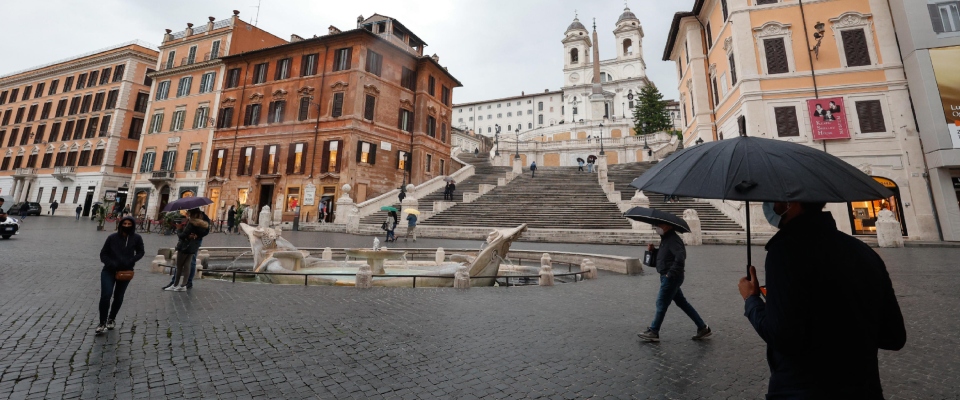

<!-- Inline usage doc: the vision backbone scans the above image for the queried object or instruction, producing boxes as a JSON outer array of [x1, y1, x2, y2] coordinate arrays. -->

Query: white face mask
[[762, 202, 790, 228], [654, 227, 665, 235]]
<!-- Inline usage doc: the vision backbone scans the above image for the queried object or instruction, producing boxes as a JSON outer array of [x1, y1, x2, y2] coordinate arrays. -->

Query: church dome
[[566, 17, 586, 32], [617, 7, 639, 23]]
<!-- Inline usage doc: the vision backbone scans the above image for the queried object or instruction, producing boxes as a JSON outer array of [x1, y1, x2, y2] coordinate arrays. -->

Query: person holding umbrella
[[165, 208, 209, 292], [384, 210, 398, 242], [631, 133, 906, 396], [404, 209, 419, 242], [577, 157, 585, 172], [626, 207, 711, 342]]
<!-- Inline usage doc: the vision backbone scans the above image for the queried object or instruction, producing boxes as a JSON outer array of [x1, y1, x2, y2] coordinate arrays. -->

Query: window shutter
[[237, 150, 245, 175], [345, 48, 353, 69], [301, 56, 308, 75], [321, 141, 330, 173], [841, 29, 871, 67], [364, 95, 375, 120], [369, 143, 377, 165], [856, 100, 886, 133], [398, 109, 404, 129], [334, 140, 343, 173], [356, 141, 363, 163], [274, 63, 282, 81], [267, 101, 276, 122], [244, 105, 253, 125], [930, 5, 945, 33], [332, 93, 344, 117], [286, 143, 296, 174], [299, 97, 310, 121], [261, 145, 271, 174], [764, 38, 789, 74], [773, 107, 800, 137], [407, 111, 415, 132]]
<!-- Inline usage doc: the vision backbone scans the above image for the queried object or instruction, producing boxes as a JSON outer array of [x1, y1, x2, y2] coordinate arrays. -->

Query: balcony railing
[[150, 170, 176, 180], [52, 166, 76, 181], [12, 168, 37, 178], [159, 52, 220, 71]]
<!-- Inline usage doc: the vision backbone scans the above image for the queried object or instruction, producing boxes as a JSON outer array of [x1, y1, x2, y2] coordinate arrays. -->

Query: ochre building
[[0, 41, 158, 216], [211, 14, 460, 223]]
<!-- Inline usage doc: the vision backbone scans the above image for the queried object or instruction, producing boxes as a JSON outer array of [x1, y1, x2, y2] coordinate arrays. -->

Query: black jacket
[[99, 217, 145, 272], [227, 208, 236, 225], [744, 211, 906, 399], [175, 218, 210, 254], [654, 230, 685, 276]]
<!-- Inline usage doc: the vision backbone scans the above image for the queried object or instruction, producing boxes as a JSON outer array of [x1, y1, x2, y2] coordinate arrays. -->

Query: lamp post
[[514, 127, 521, 160], [494, 124, 501, 156], [641, 121, 650, 151], [598, 123, 605, 155]]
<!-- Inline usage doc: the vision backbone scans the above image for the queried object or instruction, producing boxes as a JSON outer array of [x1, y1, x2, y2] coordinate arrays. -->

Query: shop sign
[[303, 183, 316, 206], [930, 45, 960, 149], [873, 177, 897, 189], [104, 190, 117, 201], [806, 97, 850, 140]]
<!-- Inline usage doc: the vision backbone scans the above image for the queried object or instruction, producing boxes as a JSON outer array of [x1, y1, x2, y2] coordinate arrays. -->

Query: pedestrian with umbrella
[[165, 208, 209, 292], [631, 134, 906, 397], [404, 208, 419, 242], [626, 207, 711, 342], [160, 197, 213, 291], [577, 157, 585, 172], [380, 206, 399, 242]]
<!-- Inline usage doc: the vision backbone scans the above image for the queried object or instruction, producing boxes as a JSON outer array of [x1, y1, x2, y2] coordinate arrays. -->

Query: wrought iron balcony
[[149, 170, 176, 183], [12, 168, 37, 178], [52, 166, 76, 181]]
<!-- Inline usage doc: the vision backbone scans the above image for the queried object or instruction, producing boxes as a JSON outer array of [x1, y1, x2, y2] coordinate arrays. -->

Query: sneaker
[[186, 284, 193, 289], [106, 319, 116, 330], [174, 286, 187, 292], [637, 329, 660, 342], [164, 286, 178, 291], [95, 324, 107, 335], [692, 326, 712, 340], [162, 284, 173, 290]]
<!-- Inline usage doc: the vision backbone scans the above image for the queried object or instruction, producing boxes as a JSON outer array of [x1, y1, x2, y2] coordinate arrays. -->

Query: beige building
[[664, 0, 937, 240], [0, 41, 158, 216], [129, 12, 286, 220]]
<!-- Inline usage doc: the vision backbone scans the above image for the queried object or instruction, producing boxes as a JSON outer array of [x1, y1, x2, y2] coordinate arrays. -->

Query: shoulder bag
[[115, 270, 135, 281]]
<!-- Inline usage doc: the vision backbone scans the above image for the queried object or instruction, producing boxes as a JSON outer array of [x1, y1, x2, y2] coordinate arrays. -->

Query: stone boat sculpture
[[238, 223, 527, 287]]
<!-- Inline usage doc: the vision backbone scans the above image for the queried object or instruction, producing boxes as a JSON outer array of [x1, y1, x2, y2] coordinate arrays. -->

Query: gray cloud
[[1, 0, 693, 102]]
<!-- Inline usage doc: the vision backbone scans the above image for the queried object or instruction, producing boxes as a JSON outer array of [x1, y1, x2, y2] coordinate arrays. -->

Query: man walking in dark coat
[[50, 201, 59, 215], [638, 223, 711, 342], [739, 202, 906, 398]]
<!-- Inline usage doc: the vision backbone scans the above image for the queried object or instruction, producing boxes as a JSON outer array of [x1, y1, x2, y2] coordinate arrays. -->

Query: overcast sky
[[1, 0, 693, 102]]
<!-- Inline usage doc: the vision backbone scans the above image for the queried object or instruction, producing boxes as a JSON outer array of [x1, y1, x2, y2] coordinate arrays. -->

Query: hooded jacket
[[654, 229, 685, 276], [176, 217, 209, 254], [99, 216, 145, 272], [744, 211, 906, 398]]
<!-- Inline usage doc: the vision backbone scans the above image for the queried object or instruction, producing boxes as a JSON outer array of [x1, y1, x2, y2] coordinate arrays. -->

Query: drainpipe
[[691, 15, 718, 143], [226, 58, 250, 180], [308, 44, 329, 180]]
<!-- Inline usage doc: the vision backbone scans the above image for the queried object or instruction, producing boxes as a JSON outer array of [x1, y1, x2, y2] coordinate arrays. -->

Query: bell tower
[[614, 6, 643, 62], [562, 14, 591, 74]]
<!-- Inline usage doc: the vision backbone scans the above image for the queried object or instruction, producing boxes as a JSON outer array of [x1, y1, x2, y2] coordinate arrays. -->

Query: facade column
[[10, 179, 22, 203]]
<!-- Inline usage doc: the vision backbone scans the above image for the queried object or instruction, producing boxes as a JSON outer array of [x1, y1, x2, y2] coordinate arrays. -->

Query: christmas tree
[[632, 84, 672, 136]]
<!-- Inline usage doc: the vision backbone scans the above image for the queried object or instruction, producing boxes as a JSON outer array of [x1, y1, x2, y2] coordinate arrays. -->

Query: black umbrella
[[162, 196, 213, 212], [624, 207, 690, 233], [630, 135, 892, 274], [577, 157, 585, 163]]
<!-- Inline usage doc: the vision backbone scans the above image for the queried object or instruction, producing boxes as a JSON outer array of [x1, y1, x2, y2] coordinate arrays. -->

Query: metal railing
[[200, 268, 587, 288], [151, 170, 175, 179], [53, 166, 76, 174], [13, 168, 37, 176]]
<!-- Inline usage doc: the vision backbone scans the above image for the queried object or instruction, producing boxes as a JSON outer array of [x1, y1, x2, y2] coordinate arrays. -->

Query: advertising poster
[[930, 45, 960, 149], [806, 97, 850, 140]]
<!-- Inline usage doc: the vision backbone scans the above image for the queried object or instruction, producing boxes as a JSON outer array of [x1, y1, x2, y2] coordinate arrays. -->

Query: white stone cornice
[[150, 59, 223, 78], [1, 50, 156, 88]]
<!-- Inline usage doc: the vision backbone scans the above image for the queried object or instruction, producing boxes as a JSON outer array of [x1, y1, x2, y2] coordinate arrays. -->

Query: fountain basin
[[344, 248, 407, 275]]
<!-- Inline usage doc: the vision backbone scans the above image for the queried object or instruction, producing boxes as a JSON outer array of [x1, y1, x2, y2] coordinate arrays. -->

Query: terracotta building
[[0, 41, 158, 215], [211, 14, 460, 223], [664, 0, 937, 240], [129, 11, 286, 220]]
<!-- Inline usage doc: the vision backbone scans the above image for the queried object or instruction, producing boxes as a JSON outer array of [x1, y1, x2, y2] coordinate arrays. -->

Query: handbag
[[115, 270, 135, 281], [642, 249, 658, 267], [381, 222, 388, 231]]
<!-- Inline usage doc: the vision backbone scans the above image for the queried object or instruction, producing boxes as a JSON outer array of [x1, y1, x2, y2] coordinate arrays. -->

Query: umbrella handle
[[745, 200, 752, 280]]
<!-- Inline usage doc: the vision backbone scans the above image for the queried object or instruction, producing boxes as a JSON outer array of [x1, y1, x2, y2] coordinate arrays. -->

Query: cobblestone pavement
[[1, 216, 957, 399]]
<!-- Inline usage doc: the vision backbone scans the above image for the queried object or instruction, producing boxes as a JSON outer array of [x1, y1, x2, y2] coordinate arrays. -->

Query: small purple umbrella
[[162, 196, 213, 212]]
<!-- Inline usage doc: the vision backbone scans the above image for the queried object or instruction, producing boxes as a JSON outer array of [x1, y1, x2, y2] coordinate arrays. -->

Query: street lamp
[[514, 127, 521, 160], [494, 124, 501, 156], [641, 121, 650, 150], [598, 123, 605, 155]]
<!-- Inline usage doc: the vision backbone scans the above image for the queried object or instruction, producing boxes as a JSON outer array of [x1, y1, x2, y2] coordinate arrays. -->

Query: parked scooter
[[0, 209, 20, 239]]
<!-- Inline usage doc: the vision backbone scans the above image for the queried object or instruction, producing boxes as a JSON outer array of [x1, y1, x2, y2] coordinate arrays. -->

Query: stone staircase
[[358, 152, 511, 225], [606, 163, 744, 232], [421, 166, 632, 229]]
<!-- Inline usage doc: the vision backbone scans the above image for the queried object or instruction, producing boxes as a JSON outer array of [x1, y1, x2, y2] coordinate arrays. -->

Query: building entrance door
[[847, 176, 907, 236], [259, 184, 274, 214], [82, 191, 94, 217], [157, 186, 170, 219]]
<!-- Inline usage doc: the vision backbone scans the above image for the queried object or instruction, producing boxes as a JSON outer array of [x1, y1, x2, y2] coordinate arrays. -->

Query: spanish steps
[[605, 163, 744, 231]]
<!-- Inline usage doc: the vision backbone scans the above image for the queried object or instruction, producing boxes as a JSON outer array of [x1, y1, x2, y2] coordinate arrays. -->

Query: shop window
[[238, 188, 249, 205], [848, 177, 907, 236], [285, 188, 300, 212]]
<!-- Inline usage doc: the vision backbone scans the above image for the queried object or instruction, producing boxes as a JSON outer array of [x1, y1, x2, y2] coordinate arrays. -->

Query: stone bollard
[[150, 255, 166, 274], [196, 250, 210, 279], [322, 247, 333, 260], [539, 253, 555, 286], [355, 264, 373, 288], [682, 209, 703, 246], [435, 247, 445, 265], [627, 191, 655, 233], [580, 259, 598, 280], [454, 265, 471, 289], [259, 205, 272, 228], [876, 209, 904, 248]]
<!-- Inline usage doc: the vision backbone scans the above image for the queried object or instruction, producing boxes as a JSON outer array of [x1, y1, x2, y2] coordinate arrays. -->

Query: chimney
[[185, 22, 194, 37], [522, 91, 525, 96], [356, 15, 364, 27], [328, 25, 341, 35], [431, 54, 440, 63], [163, 29, 173, 42], [291, 34, 304, 42], [206, 16, 215, 32]]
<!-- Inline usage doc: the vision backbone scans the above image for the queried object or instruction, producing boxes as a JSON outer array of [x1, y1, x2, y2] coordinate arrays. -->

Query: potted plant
[[161, 211, 180, 235], [235, 201, 249, 224]]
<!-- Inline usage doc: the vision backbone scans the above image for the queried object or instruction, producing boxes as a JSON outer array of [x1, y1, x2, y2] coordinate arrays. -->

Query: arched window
[[600, 72, 613, 82], [507, 125, 511, 131], [570, 48, 579, 64], [623, 39, 633, 55]]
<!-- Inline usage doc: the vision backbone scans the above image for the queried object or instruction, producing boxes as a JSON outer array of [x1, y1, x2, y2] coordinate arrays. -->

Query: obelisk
[[589, 18, 607, 121]]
